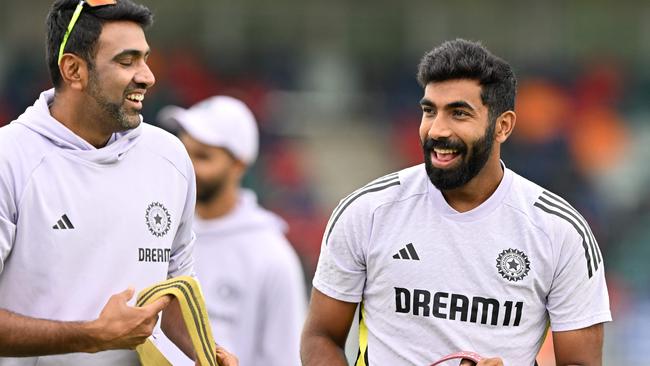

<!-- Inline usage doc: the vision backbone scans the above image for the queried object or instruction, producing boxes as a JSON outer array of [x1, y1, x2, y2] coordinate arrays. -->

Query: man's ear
[[495, 111, 516, 143], [232, 159, 248, 181], [58, 54, 90, 91]]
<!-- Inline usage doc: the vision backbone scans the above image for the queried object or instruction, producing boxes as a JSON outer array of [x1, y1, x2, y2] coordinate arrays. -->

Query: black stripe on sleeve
[[533, 201, 593, 278], [542, 191, 602, 264], [327, 173, 399, 229], [538, 195, 599, 272], [325, 179, 400, 246]]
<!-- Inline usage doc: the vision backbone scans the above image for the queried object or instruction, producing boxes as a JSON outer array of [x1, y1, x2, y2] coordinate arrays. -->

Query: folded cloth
[[135, 276, 218, 366]]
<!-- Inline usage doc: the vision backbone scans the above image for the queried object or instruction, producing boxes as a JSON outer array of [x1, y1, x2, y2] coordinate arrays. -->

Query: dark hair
[[416, 39, 516, 123], [46, 0, 154, 88]]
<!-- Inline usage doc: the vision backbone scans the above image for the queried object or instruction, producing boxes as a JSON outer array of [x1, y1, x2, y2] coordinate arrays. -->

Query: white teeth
[[434, 148, 457, 154], [126, 94, 144, 102]]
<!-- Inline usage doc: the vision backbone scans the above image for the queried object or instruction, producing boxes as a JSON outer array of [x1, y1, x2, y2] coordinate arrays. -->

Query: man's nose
[[425, 115, 453, 140], [135, 62, 156, 88]]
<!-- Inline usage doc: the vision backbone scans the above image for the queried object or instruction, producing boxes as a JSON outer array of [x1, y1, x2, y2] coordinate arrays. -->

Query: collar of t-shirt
[[429, 161, 514, 222], [13, 88, 142, 165]]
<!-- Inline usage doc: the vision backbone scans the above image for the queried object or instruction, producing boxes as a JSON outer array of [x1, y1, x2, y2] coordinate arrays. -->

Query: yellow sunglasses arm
[[57, 1, 85, 65]]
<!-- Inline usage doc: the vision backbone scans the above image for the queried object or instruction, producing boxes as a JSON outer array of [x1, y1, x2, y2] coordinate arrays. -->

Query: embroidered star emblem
[[508, 259, 519, 270], [145, 202, 171, 238], [496, 248, 531, 282]]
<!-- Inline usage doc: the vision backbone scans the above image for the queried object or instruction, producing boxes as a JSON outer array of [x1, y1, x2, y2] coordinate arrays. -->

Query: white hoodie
[[156, 189, 306, 366], [0, 89, 196, 365]]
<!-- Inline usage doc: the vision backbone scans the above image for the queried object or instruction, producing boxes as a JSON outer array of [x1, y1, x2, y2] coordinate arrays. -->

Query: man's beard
[[423, 121, 495, 190], [87, 71, 140, 130], [196, 176, 227, 204]]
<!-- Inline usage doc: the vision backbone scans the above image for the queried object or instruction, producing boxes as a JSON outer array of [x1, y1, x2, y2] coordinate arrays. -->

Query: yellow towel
[[135, 276, 218, 366]]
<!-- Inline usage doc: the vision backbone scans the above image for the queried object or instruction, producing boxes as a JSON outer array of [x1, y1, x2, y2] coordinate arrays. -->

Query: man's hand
[[88, 287, 171, 352], [192, 344, 238, 366], [460, 357, 504, 366], [0, 287, 170, 357], [215, 344, 238, 366]]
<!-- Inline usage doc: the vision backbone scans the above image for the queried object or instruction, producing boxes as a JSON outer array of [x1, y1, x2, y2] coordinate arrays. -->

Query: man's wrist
[[79, 319, 105, 353]]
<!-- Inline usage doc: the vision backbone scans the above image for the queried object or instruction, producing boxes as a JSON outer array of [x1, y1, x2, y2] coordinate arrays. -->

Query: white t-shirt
[[0, 89, 197, 365], [313, 164, 611, 365], [155, 189, 306, 366]]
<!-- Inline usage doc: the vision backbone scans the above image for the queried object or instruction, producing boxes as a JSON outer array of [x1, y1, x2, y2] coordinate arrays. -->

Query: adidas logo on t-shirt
[[392, 243, 419, 260], [52, 214, 75, 230]]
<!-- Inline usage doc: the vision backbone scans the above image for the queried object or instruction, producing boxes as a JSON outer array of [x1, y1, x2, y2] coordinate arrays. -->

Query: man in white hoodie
[[0, 1, 236, 365], [155, 96, 307, 366]]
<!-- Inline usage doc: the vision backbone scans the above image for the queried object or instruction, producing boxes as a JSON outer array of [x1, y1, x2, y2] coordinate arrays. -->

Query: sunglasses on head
[[57, 0, 117, 65]]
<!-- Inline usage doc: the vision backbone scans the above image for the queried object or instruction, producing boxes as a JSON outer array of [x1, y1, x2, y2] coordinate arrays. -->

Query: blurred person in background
[[0, 0, 237, 365], [301, 39, 611, 366], [156, 95, 306, 366]]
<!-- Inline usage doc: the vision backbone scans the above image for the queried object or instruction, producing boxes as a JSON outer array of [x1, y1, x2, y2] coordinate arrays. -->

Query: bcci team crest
[[496, 248, 530, 282], [145, 202, 171, 237]]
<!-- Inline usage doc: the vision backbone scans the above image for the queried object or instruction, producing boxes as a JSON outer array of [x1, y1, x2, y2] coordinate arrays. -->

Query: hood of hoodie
[[13, 88, 142, 165], [193, 189, 288, 238]]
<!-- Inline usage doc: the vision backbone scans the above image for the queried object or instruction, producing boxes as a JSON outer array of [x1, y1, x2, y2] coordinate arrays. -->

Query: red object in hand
[[429, 351, 483, 365]]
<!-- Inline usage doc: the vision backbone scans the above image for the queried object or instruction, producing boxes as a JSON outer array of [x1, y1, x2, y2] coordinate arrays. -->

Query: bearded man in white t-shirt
[[0, 1, 236, 365], [153, 96, 306, 366], [301, 39, 611, 366]]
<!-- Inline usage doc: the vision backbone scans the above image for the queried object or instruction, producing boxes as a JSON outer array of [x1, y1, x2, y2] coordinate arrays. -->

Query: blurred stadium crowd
[[2, 1, 650, 364]]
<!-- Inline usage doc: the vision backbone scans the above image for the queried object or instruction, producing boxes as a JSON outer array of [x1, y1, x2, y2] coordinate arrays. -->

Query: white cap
[[158, 96, 259, 165]]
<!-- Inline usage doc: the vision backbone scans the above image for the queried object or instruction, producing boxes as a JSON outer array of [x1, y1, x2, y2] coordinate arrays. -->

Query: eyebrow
[[419, 98, 434, 107], [419, 98, 476, 111], [112, 48, 150, 60], [445, 101, 475, 111]]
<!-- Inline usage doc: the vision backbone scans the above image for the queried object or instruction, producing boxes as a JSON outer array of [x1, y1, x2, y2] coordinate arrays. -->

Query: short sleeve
[[546, 224, 612, 331], [167, 156, 196, 279], [312, 197, 370, 303]]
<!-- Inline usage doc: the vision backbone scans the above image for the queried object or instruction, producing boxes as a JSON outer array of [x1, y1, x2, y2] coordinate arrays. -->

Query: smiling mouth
[[126, 92, 144, 101], [430, 148, 462, 167]]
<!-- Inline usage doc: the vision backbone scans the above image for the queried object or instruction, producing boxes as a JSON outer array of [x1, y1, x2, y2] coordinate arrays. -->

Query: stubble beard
[[87, 71, 141, 131], [196, 176, 228, 204]]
